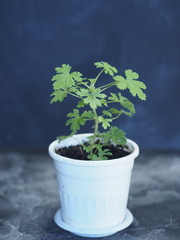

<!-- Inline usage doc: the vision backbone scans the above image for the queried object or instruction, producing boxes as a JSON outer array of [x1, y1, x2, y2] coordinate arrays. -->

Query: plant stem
[[66, 91, 82, 99], [111, 113, 121, 120], [89, 108, 99, 155], [106, 101, 116, 104], [77, 82, 90, 88], [99, 82, 116, 92], [99, 82, 115, 89], [96, 69, 104, 81], [92, 108, 99, 142], [94, 109, 99, 138]]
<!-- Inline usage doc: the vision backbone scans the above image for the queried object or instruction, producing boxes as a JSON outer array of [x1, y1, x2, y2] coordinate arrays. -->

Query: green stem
[[89, 108, 99, 155], [111, 113, 121, 120], [92, 108, 99, 143], [66, 91, 82, 99], [101, 84, 115, 92], [91, 69, 105, 87], [99, 82, 115, 89], [84, 118, 96, 121], [106, 101, 117, 104], [96, 69, 104, 81], [77, 82, 90, 88]]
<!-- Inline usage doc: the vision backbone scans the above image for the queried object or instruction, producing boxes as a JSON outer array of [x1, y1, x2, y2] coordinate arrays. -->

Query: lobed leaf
[[114, 75, 127, 90], [81, 110, 94, 119], [50, 90, 67, 103], [102, 110, 112, 117], [71, 71, 83, 82], [84, 144, 112, 160], [109, 107, 121, 114], [55, 64, 71, 74], [101, 126, 127, 146], [66, 109, 86, 134], [77, 100, 85, 108], [77, 88, 106, 109], [108, 93, 135, 115], [94, 61, 118, 76], [125, 69, 146, 100], [114, 69, 146, 100], [52, 64, 83, 91], [98, 116, 112, 129]]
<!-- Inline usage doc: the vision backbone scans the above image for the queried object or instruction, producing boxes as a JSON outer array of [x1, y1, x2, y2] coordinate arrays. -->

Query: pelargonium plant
[[50, 61, 146, 160]]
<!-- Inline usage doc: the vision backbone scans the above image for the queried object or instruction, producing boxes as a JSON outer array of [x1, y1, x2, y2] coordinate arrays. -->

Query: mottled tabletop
[[0, 151, 180, 240]]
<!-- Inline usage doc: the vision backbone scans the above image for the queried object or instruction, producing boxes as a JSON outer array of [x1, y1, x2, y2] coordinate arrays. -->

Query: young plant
[[51, 61, 146, 160]]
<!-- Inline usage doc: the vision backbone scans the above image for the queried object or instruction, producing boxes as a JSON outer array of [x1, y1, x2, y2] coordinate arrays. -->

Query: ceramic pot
[[48, 134, 139, 238]]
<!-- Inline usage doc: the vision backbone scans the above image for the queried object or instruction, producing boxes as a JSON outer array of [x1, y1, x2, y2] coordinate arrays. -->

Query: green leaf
[[102, 110, 112, 117], [114, 69, 146, 100], [125, 69, 146, 100], [109, 108, 133, 117], [108, 93, 135, 115], [52, 74, 74, 91], [71, 71, 83, 82], [125, 69, 139, 80], [100, 99, 108, 107], [55, 64, 71, 74], [108, 93, 119, 102], [77, 88, 106, 109], [81, 110, 94, 119], [68, 87, 78, 93], [94, 61, 118, 76], [98, 116, 112, 129], [120, 109, 134, 117], [114, 75, 127, 90], [90, 148, 112, 160], [84, 144, 112, 160], [50, 90, 67, 103], [109, 107, 121, 114], [66, 109, 86, 134], [52, 64, 83, 91], [118, 93, 135, 114], [77, 100, 85, 108], [101, 127, 127, 146]]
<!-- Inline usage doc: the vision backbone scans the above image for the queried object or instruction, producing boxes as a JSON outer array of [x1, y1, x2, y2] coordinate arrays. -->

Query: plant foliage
[[51, 61, 146, 160]]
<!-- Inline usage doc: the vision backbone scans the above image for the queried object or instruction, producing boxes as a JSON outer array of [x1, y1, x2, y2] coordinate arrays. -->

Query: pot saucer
[[54, 208, 133, 238]]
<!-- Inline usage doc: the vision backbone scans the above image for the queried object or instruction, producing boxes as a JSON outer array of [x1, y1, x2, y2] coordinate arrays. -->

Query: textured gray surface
[[0, 151, 180, 240]]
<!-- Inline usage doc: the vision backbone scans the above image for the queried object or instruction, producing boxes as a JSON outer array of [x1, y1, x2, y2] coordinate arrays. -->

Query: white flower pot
[[48, 134, 139, 238]]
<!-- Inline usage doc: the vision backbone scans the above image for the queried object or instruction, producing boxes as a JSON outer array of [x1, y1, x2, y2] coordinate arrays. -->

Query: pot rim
[[48, 133, 139, 166]]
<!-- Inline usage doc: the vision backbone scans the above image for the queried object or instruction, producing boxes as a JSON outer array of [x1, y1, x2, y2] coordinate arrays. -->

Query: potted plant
[[48, 61, 146, 238]]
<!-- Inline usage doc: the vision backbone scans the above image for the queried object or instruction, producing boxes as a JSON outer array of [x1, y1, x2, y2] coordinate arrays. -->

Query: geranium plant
[[50, 61, 146, 160]]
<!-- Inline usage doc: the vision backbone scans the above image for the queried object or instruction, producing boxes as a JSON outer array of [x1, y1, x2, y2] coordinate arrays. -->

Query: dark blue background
[[1, 0, 180, 150]]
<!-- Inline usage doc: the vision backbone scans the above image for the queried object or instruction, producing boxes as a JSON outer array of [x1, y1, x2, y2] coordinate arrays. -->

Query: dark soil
[[55, 142, 131, 160]]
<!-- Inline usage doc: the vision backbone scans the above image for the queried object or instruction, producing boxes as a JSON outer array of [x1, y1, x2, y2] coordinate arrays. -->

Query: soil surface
[[55, 142, 130, 160]]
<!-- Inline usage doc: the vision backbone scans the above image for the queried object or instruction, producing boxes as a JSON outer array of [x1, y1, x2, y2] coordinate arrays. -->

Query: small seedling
[[51, 61, 146, 160]]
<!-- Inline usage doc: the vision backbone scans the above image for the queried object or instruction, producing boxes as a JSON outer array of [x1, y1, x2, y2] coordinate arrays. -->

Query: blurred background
[[0, 0, 180, 150]]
